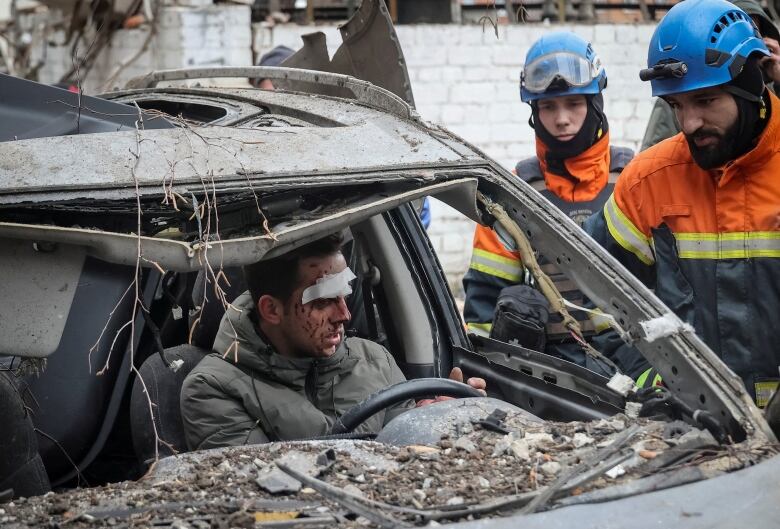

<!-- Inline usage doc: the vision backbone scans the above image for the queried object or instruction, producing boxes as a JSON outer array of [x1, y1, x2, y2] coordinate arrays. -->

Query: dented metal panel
[[0, 100, 467, 204]]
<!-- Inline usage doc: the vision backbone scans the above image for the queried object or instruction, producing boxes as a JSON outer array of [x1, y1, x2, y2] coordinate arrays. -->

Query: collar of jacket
[[211, 291, 360, 391], [535, 132, 611, 202], [718, 90, 780, 187]]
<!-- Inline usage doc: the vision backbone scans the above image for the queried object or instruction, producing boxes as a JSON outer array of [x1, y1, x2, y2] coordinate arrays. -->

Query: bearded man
[[586, 0, 780, 407]]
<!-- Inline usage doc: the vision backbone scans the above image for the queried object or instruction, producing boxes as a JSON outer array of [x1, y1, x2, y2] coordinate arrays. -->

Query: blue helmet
[[520, 31, 607, 103], [641, 0, 769, 97]]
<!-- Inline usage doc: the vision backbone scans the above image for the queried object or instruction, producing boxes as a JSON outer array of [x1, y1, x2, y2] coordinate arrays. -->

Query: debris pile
[[1, 413, 773, 528]]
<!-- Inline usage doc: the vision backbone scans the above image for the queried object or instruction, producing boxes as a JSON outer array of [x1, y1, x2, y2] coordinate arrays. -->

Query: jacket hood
[[212, 292, 360, 391], [535, 132, 612, 202], [720, 90, 780, 187]]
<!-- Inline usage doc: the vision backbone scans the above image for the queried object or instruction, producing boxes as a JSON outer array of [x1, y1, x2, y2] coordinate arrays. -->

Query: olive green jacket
[[180, 292, 412, 450]]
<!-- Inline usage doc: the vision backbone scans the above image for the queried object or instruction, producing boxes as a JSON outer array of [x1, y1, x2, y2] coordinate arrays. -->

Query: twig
[[35, 428, 89, 487], [88, 280, 133, 373], [478, 0, 500, 39]]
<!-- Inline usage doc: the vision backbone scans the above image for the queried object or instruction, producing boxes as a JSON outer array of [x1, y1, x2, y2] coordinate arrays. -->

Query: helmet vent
[[710, 11, 747, 44]]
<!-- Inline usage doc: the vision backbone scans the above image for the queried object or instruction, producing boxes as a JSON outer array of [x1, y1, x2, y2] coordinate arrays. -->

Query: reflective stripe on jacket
[[463, 135, 634, 338], [585, 91, 780, 397]]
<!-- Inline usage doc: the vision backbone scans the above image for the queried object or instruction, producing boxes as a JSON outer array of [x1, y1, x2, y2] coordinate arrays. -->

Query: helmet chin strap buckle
[[639, 61, 688, 82]]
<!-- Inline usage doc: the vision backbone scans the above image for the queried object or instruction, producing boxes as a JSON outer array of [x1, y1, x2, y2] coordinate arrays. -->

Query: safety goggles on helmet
[[522, 52, 603, 94]]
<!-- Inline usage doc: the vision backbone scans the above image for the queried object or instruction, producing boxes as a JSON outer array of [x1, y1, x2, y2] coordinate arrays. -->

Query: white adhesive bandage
[[301, 267, 357, 305]]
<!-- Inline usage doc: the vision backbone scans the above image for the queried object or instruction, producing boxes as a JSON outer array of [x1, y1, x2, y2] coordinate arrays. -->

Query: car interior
[[4, 198, 465, 488]]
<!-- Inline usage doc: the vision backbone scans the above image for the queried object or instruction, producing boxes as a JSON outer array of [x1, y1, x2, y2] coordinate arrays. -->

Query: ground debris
[[3, 418, 773, 528]]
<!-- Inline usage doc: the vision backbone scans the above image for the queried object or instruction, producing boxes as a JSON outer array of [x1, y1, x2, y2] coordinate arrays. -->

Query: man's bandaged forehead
[[301, 267, 357, 305]]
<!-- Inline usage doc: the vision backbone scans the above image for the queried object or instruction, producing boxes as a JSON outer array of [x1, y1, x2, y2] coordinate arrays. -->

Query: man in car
[[640, 0, 780, 150], [463, 32, 632, 372], [585, 0, 780, 406], [180, 232, 485, 450]]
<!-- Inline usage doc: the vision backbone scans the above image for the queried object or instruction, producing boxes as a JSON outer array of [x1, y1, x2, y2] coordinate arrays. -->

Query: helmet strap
[[723, 55, 766, 103], [722, 84, 763, 103]]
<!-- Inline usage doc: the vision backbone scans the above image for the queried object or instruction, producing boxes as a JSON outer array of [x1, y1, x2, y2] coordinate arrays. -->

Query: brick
[[447, 45, 492, 66], [497, 157, 517, 172], [111, 28, 152, 50], [608, 120, 625, 142], [615, 26, 636, 44], [418, 104, 442, 124], [449, 123, 492, 144], [252, 24, 272, 54], [504, 25, 548, 46], [450, 82, 495, 103], [634, 100, 654, 120], [593, 25, 616, 45], [464, 66, 503, 82], [608, 99, 634, 119], [635, 24, 656, 45], [488, 102, 525, 123], [624, 118, 648, 142], [492, 45, 524, 66], [483, 144, 509, 161], [495, 83, 520, 102], [414, 83, 449, 105], [405, 46, 446, 67], [455, 26, 489, 45], [497, 65, 520, 82], [417, 67, 442, 83], [571, 26, 595, 43], [161, 27, 250, 51], [441, 104, 466, 125], [506, 141, 535, 161], [440, 66, 464, 82], [490, 123, 526, 142], [429, 234, 444, 254], [164, 0, 214, 8], [443, 232, 470, 252], [394, 26, 418, 47]]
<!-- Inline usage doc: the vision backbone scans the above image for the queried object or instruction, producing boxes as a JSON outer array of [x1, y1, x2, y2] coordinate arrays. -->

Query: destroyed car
[[1, 2, 779, 526]]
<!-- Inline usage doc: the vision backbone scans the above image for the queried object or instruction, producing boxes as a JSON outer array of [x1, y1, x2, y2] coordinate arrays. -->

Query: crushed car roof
[[0, 80, 482, 204]]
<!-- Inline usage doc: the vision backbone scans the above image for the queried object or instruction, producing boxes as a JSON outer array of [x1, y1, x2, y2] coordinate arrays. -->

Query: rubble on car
[[2, 405, 774, 529]]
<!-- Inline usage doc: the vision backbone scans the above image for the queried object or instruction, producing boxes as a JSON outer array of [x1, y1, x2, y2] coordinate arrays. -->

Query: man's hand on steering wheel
[[416, 367, 487, 407]]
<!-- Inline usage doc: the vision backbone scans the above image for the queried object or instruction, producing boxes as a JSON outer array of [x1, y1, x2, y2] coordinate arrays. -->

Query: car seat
[[129, 345, 209, 465]]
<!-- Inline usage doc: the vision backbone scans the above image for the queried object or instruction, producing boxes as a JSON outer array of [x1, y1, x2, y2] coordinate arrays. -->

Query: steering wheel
[[329, 378, 484, 435]]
